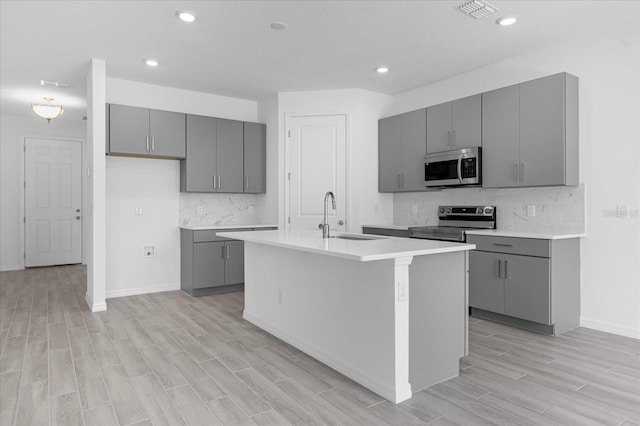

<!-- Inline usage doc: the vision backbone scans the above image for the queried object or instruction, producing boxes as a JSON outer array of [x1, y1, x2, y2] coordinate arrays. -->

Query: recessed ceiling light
[[376, 67, 389, 74], [496, 16, 517, 26], [270, 21, 287, 30], [144, 59, 159, 67], [176, 11, 196, 23]]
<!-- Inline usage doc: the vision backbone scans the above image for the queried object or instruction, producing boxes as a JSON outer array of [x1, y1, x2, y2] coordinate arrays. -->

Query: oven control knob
[[439, 208, 445, 214], [476, 207, 483, 214], [445, 208, 451, 213], [484, 207, 493, 214]]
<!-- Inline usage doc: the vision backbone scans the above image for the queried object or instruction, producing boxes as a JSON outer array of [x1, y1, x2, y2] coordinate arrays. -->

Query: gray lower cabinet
[[181, 227, 276, 296], [482, 72, 578, 188], [426, 94, 481, 153], [468, 234, 580, 335], [107, 104, 186, 159], [378, 109, 427, 192]]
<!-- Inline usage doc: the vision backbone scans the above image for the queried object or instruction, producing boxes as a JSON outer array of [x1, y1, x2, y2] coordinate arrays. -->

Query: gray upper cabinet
[[426, 94, 481, 153], [243, 122, 266, 193], [378, 109, 426, 192], [181, 115, 217, 192], [107, 104, 186, 159], [216, 119, 244, 193], [482, 73, 578, 188]]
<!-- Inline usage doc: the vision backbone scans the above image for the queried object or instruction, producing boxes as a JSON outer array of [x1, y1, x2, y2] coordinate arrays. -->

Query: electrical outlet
[[617, 203, 629, 219], [398, 281, 408, 302], [412, 205, 418, 215], [135, 206, 143, 215], [526, 204, 536, 217], [248, 205, 254, 214], [278, 290, 283, 305], [197, 206, 204, 215], [143, 245, 155, 257]]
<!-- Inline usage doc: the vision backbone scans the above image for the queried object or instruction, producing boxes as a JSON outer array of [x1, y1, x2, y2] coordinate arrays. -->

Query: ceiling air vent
[[456, 0, 498, 19]]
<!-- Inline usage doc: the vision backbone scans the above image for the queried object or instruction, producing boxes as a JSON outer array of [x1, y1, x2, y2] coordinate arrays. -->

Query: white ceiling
[[1, 1, 638, 121]]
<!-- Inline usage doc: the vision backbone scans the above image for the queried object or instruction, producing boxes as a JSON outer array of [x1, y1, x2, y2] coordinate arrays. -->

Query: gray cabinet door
[[378, 115, 402, 192], [193, 242, 225, 288], [400, 109, 427, 191], [216, 119, 244, 193], [108, 104, 149, 156], [149, 109, 186, 158], [243, 122, 266, 193], [224, 241, 244, 285], [482, 85, 520, 188], [469, 251, 505, 314], [426, 102, 452, 153], [183, 115, 216, 192], [519, 73, 566, 186], [451, 94, 481, 149], [504, 254, 551, 324]]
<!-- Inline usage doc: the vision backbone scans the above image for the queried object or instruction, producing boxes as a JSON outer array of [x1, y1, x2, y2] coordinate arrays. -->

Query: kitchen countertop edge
[[179, 224, 278, 230]]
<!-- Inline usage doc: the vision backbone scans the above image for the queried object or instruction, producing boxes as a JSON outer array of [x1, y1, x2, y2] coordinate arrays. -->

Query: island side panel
[[408, 251, 467, 392], [242, 242, 411, 403]]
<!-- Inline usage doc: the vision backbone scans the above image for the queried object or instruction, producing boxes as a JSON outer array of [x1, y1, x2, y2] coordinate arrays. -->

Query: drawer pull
[[497, 259, 502, 278], [493, 243, 513, 247]]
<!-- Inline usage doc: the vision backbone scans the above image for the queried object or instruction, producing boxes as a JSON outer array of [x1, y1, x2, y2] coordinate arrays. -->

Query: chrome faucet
[[320, 191, 336, 238]]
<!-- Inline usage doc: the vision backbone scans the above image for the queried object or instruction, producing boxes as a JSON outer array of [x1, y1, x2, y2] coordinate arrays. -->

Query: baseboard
[[243, 311, 412, 403], [85, 293, 107, 312], [106, 282, 180, 299], [0, 265, 24, 272], [581, 316, 640, 339]]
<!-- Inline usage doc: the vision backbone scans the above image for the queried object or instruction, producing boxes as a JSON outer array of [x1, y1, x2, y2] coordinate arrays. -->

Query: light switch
[[526, 204, 536, 217]]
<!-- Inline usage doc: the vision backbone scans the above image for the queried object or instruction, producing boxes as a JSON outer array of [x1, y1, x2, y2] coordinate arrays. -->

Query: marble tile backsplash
[[179, 193, 261, 226], [394, 184, 585, 234]]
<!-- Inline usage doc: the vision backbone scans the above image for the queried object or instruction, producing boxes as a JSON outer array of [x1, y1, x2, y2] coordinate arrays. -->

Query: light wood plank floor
[[1, 265, 638, 425]]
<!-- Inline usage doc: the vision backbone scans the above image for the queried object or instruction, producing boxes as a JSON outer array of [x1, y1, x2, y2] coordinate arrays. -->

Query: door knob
[[76, 209, 80, 213], [338, 220, 344, 225], [76, 216, 81, 220]]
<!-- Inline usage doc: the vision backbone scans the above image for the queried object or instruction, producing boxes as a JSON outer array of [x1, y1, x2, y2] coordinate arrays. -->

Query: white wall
[[256, 94, 279, 225], [275, 89, 394, 232], [104, 78, 259, 297], [387, 24, 640, 338], [0, 114, 86, 271]]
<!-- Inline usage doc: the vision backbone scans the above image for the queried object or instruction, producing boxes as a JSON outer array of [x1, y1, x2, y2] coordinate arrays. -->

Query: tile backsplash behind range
[[394, 184, 585, 234], [180, 193, 261, 227]]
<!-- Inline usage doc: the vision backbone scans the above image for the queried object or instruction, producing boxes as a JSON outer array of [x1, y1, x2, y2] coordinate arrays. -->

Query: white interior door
[[25, 138, 82, 267], [287, 115, 347, 232]]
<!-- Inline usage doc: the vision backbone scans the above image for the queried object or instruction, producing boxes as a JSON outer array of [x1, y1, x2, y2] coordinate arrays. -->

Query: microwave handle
[[457, 157, 463, 184]]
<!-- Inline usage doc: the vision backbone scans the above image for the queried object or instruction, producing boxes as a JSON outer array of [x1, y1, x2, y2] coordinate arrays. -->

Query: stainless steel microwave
[[424, 147, 481, 187]]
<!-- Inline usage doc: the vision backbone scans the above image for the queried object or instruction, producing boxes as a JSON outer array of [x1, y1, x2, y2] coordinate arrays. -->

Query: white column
[[85, 58, 107, 312], [392, 255, 413, 403]]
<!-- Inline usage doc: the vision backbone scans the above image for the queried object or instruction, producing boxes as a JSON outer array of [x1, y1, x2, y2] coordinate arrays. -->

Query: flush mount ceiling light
[[457, 0, 498, 19], [144, 59, 159, 67], [31, 97, 64, 123], [270, 21, 287, 30], [496, 16, 518, 26], [376, 66, 389, 74], [40, 80, 72, 88], [176, 10, 196, 23]]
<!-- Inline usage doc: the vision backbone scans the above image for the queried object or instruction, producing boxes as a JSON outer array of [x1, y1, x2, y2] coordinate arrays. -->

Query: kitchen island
[[218, 230, 475, 403]]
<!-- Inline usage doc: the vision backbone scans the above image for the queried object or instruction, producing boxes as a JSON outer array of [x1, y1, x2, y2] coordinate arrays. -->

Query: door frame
[[21, 135, 86, 269], [284, 112, 350, 232]]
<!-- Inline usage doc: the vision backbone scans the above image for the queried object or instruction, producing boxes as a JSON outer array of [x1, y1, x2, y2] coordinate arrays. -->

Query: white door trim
[[284, 112, 350, 232], [20, 134, 85, 269]]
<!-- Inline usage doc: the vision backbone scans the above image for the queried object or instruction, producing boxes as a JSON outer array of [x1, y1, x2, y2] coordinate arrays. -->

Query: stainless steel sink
[[329, 234, 387, 241]]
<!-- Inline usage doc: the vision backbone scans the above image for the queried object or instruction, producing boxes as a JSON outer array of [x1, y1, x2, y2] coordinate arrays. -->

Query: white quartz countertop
[[218, 230, 475, 262], [361, 224, 412, 231], [465, 229, 586, 240], [180, 224, 278, 230]]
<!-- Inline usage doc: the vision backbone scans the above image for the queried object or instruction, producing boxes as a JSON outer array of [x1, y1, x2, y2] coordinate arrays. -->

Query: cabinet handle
[[401, 173, 404, 188], [493, 243, 513, 247], [497, 259, 502, 278], [513, 163, 518, 182], [151, 136, 155, 152], [213, 176, 216, 189], [447, 131, 452, 147], [520, 163, 525, 182], [452, 130, 457, 147], [218, 176, 221, 189], [504, 260, 509, 279], [146, 136, 149, 153], [226, 245, 230, 260]]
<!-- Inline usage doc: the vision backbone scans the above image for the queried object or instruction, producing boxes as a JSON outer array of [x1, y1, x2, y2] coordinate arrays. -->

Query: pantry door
[[25, 137, 82, 267], [287, 115, 347, 232]]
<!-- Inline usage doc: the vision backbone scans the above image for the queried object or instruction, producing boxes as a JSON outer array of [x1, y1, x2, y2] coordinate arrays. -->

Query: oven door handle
[[457, 157, 463, 184]]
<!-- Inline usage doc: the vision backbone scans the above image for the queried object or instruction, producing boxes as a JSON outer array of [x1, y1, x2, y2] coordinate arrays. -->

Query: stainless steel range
[[409, 205, 496, 242]]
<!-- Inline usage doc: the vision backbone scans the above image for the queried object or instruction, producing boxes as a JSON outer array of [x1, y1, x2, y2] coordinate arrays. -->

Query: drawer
[[193, 228, 253, 242], [467, 235, 550, 258], [362, 227, 410, 238]]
